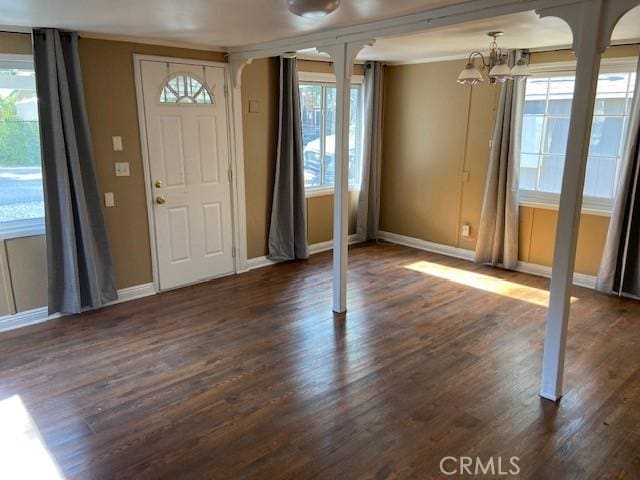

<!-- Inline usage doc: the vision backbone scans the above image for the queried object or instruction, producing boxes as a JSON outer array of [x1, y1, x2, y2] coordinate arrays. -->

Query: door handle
[[155, 196, 166, 205], [155, 180, 164, 188]]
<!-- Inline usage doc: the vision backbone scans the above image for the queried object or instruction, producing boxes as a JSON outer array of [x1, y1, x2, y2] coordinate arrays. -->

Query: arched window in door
[[159, 73, 214, 104]]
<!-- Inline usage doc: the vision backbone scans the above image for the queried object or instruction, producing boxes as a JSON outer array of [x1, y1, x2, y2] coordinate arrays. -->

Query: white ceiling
[[303, 7, 640, 63], [1, 1, 638, 62], [0, 0, 468, 49]]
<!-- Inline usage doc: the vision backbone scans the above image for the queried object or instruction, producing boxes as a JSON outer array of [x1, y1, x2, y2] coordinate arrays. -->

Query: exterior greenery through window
[[0, 59, 44, 231], [299, 82, 363, 190], [519, 68, 636, 212]]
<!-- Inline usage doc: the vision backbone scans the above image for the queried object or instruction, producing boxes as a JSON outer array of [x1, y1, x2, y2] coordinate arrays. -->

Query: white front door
[[139, 59, 234, 290]]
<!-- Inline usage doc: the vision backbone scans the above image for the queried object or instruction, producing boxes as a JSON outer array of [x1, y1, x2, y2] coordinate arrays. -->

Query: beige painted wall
[[380, 45, 639, 276], [1, 35, 229, 315], [241, 58, 358, 259], [78, 38, 227, 289]]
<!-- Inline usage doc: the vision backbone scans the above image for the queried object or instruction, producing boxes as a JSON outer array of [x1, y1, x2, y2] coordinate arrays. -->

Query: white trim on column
[[0, 283, 157, 334], [535, 0, 638, 403]]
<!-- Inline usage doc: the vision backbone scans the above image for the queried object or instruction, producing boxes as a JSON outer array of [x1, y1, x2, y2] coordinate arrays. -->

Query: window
[[160, 73, 213, 104], [0, 56, 44, 238], [519, 64, 636, 213], [299, 81, 363, 192]]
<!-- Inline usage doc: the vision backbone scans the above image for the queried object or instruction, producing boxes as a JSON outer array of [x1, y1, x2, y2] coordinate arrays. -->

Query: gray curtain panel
[[267, 57, 309, 261], [474, 50, 524, 270], [597, 58, 640, 297], [33, 29, 118, 314], [357, 62, 385, 242]]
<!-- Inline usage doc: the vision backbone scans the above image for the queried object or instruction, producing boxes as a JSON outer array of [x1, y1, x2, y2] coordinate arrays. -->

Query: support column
[[228, 55, 253, 272], [536, 0, 637, 401], [318, 42, 370, 313]]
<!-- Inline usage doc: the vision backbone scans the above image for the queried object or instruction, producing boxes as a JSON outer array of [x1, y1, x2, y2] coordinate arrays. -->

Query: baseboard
[[0, 282, 157, 334], [111, 283, 157, 304], [378, 230, 598, 290], [377, 231, 475, 262], [515, 261, 597, 289], [0, 307, 61, 334], [247, 234, 361, 271]]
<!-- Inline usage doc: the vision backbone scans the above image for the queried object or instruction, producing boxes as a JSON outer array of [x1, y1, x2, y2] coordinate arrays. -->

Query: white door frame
[[133, 54, 248, 292]]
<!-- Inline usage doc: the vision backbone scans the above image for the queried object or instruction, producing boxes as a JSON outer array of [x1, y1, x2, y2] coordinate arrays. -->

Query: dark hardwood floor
[[1, 242, 639, 479]]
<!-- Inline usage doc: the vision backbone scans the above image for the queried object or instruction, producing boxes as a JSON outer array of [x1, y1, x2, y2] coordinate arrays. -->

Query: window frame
[[517, 57, 638, 216], [298, 70, 364, 197], [0, 54, 46, 240]]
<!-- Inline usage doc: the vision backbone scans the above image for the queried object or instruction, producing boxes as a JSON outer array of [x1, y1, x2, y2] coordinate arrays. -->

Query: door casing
[[134, 54, 247, 292]]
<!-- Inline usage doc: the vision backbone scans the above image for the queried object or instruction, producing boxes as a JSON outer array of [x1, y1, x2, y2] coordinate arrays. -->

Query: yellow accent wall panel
[[0, 241, 13, 316], [5, 235, 47, 312], [526, 208, 610, 275]]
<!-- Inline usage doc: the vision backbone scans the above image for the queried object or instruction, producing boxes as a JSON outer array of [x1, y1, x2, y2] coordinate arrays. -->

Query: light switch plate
[[115, 162, 130, 177], [104, 192, 115, 207], [112, 136, 123, 151]]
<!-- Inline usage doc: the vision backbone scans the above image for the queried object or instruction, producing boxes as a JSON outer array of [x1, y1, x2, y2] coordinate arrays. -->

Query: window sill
[[305, 186, 360, 198], [519, 200, 611, 217], [0, 218, 46, 241]]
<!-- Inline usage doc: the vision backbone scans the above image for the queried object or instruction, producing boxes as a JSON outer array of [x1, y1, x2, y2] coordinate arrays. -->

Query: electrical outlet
[[248, 100, 260, 113], [115, 162, 130, 177], [462, 223, 471, 238], [104, 192, 115, 207]]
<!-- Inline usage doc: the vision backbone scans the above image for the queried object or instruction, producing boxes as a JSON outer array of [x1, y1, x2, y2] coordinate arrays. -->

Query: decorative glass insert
[[160, 74, 213, 104]]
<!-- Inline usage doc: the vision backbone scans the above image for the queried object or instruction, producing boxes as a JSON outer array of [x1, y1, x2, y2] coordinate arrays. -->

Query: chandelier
[[457, 31, 530, 85]]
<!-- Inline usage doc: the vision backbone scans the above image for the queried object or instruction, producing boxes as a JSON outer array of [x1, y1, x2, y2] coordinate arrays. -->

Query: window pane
[[594, 97, 626, 115], [324, 87, 336, 186], [597, 73, 629, 94], [0, 65, 44, 222], [548, 76, 575, 95], [524, 99, 546, 114], [584, 156, 616, 198], [519, 153, 539, 191], [525, 78, 549, 96], [520, 167, 538, 191], [521, 116, 543, 153], [538, 155, 564, 193], [348, 86, 361, 187], [547, 97, 572, 115], [299, 84, 322, 187], [589, 116, 622, 157], [543, 117, 570, 155]]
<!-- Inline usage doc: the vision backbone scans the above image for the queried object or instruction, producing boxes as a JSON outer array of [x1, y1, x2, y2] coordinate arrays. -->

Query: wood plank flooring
[[0, 242, 639, 479]]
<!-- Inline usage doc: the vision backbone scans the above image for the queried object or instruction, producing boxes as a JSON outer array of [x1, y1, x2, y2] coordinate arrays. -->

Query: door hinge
[[224, 84, 228, 98], [232, 246, 236, 258], [228, 167, 233, 183]]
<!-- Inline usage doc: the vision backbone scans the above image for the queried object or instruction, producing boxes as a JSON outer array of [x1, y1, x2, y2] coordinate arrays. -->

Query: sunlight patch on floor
[[405, 261, 577, 307], [0, 395, 65, 479]]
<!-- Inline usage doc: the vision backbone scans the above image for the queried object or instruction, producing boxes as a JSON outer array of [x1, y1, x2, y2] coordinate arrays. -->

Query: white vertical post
[[319, 42, 368, 313], [536, 0, 636, 401]]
